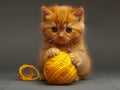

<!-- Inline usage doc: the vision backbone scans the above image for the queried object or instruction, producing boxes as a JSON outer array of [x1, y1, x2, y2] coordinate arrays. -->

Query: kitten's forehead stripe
[[51, 6, 72, 30]]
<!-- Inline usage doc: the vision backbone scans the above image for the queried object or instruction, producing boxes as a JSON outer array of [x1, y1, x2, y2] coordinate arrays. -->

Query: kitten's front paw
[[69, 53, 83, 67], [46, 47, 60, 58]]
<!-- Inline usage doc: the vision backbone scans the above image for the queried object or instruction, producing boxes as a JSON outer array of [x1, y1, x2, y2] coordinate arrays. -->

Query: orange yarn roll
[[44, 52, 77, 84]]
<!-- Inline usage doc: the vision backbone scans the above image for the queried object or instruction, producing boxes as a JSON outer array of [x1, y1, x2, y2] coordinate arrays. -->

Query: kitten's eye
[[51, 26, 58, 32], [66, 27, 72, 33]]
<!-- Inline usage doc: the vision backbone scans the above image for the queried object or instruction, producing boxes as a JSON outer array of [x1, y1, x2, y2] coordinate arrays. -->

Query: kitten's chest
[[48, 43, 80, 53], [56, 46, 73, 53]]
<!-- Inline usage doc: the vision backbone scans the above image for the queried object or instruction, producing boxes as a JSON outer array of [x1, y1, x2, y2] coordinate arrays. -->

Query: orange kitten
[[38, 5, 92, 81]]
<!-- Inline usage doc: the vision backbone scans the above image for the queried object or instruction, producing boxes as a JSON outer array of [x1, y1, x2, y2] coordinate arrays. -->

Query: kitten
[[38, 5, 92, 81]]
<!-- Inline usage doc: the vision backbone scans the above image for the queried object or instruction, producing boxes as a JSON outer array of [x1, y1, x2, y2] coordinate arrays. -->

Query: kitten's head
[[41, 5, 85, 46]]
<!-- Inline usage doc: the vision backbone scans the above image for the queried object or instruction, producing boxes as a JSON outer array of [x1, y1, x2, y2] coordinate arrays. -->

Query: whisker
[[48, 36, 55, 43]]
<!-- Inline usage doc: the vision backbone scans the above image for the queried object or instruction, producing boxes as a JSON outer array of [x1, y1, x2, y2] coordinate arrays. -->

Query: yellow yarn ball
[[43, 52, 77, 84]]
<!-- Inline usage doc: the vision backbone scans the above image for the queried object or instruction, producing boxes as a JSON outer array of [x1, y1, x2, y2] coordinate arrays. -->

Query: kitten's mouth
[[48, 37, 69, 45], [53, 37, 67, 45]]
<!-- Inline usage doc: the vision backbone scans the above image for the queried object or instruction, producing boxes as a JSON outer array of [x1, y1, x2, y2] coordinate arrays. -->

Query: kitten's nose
[[58, 33, 64, 39]]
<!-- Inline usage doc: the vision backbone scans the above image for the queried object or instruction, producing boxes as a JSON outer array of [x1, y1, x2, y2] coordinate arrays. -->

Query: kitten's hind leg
[[39, 72, 45, 81], [74, 74, 80, 81]]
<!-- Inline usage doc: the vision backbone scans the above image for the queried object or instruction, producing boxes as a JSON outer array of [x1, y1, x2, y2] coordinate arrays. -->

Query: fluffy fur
[[38, 5, 92, 81]]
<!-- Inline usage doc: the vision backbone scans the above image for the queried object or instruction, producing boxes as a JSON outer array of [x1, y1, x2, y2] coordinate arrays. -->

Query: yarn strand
[[19, 64, 40, 80]]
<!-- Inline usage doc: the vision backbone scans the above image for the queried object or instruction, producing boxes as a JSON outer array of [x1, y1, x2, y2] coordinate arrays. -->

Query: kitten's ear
[[41, 5, 52, 21], [73, 6, 84, 22]]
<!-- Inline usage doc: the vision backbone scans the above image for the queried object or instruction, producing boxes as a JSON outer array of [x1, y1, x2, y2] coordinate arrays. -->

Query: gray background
[[0, 0, 120, 90], [0, 0, 120, 72]]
